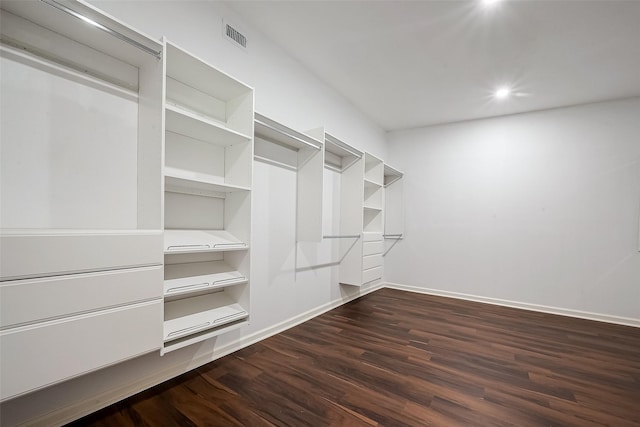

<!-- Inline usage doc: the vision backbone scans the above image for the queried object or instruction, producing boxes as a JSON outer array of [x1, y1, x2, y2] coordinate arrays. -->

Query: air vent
[[224, 22, 247, 49]]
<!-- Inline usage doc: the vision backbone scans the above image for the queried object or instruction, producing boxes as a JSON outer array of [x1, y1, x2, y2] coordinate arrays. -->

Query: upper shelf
[[1, 0, 162, 67], [321, 132, 363, 172], [165, 40, 252, 103], [384, 164, 404, 186], [165, 104, 251, 146], [254, 113, 322, 151]]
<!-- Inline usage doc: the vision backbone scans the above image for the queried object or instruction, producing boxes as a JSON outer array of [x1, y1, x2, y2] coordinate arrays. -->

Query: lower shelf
[[163, 292, 248, 343], [164, 261, 247, 298]]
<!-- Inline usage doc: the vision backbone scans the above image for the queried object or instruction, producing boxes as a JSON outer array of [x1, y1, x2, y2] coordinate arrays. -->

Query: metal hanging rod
[[323, 235, 361, 239], [383, 234, 404, 239], [40, 0, 162, 59]]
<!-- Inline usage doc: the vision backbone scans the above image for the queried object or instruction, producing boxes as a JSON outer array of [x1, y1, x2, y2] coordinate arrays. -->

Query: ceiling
[[228, 0, 640, 131]]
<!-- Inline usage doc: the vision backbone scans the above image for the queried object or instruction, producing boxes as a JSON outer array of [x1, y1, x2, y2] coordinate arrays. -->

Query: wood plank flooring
[[70, 288, 640, 426]]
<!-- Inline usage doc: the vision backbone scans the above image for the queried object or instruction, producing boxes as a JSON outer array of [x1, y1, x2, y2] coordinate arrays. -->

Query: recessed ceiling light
[[494, 87, 511, 99], [482, 0, 503, 6]]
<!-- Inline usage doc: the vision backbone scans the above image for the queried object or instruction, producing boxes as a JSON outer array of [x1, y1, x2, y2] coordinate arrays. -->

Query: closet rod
[[255, 119, 321, 151], [40, 0, 162, 59], [323, 235, 361, 239], [383, 234, 403, 239]]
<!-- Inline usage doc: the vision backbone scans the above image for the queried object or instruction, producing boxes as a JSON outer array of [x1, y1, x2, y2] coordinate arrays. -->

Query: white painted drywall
[[385, 97, 640, 320], [93, 0, 387, 160], [0, 2, 385, 425]]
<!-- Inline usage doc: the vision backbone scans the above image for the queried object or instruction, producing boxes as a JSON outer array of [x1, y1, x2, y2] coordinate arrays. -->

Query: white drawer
[[363, 241, 383, 256], [0, 300, 162, 401], [0, 231, 163, 281], [362, 254, 383, 270], [362, 266, 383, 284], [363, 232, 383, 242], [1, 266, 163, 329]]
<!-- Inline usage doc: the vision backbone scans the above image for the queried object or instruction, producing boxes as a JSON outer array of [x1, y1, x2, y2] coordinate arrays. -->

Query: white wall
[[94, 0, 387, 160], [0, 2, 386, 425], [385, 97, 640, 322]]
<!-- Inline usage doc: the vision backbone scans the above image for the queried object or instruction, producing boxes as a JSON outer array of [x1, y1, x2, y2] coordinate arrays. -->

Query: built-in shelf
[[165, 104, 251, 146], [164, 167, 251, 194], [161, 39, 253, 353], [255, 113, 322, 151], [164, 230, 248, 254], [323, 133, 363, 172], [363, 205, 382, 212], [164, 260, 247, 298], [163, 292, 248, 342], [364, 178, 382, 188], [384, 164, 403, 187]]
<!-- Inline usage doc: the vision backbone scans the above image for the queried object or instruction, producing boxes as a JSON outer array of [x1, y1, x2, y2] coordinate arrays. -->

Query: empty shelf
[[164, 230, 248, 253], [165, 104, 251, 146], [363, 205, 383, 212], [164, 167, 251, 194], [364, 178, 383, 188], [164, 292, 248, 342], [255, 113, 322, 151], [164, 261, 247, 297]]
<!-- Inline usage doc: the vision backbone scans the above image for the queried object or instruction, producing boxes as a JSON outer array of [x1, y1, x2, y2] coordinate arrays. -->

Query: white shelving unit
[[314, 130, 366, 285], [0, 0, 164, 402], [383, 164, 405, 242], [161, 39, 253, 354], [360, 153, 385, 284], [255, 113, 324, 242]]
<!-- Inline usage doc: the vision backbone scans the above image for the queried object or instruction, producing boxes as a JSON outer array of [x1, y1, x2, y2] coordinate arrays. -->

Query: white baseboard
[[384, 282, 640, 328], [25, 283, 384, 427]]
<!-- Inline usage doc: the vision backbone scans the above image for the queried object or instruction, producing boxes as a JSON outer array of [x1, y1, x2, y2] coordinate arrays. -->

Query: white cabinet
[[161, 40, 253, 354], [255, 113, 324, 242], [0, 0, 164, 401]]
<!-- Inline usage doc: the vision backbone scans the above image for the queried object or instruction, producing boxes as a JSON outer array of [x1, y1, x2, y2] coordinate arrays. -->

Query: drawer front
[[0, 231, 163, 281], [363, 232, 383, 242], [363, 241, 383, 256], [362, 254, 383, 271], [1, 266, 163, 329], [0, 300, 162, 401], [362, 266, 383, 284]]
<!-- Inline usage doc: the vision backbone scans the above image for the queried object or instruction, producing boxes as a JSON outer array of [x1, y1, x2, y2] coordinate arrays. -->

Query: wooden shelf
[[163, 292, 248, 342], [164, 167, 251, 194], [164, 261, 247, 298], [165, 104, 251, 146], [164, 230, 248, 254]]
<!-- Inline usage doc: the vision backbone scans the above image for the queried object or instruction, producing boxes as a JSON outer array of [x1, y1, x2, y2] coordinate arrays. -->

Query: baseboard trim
[[384, 282, 640, 328], [26, 283, 384, 427]]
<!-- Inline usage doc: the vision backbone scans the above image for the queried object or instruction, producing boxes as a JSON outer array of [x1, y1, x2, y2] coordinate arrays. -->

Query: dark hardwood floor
[[70, 288, 640, 426]]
